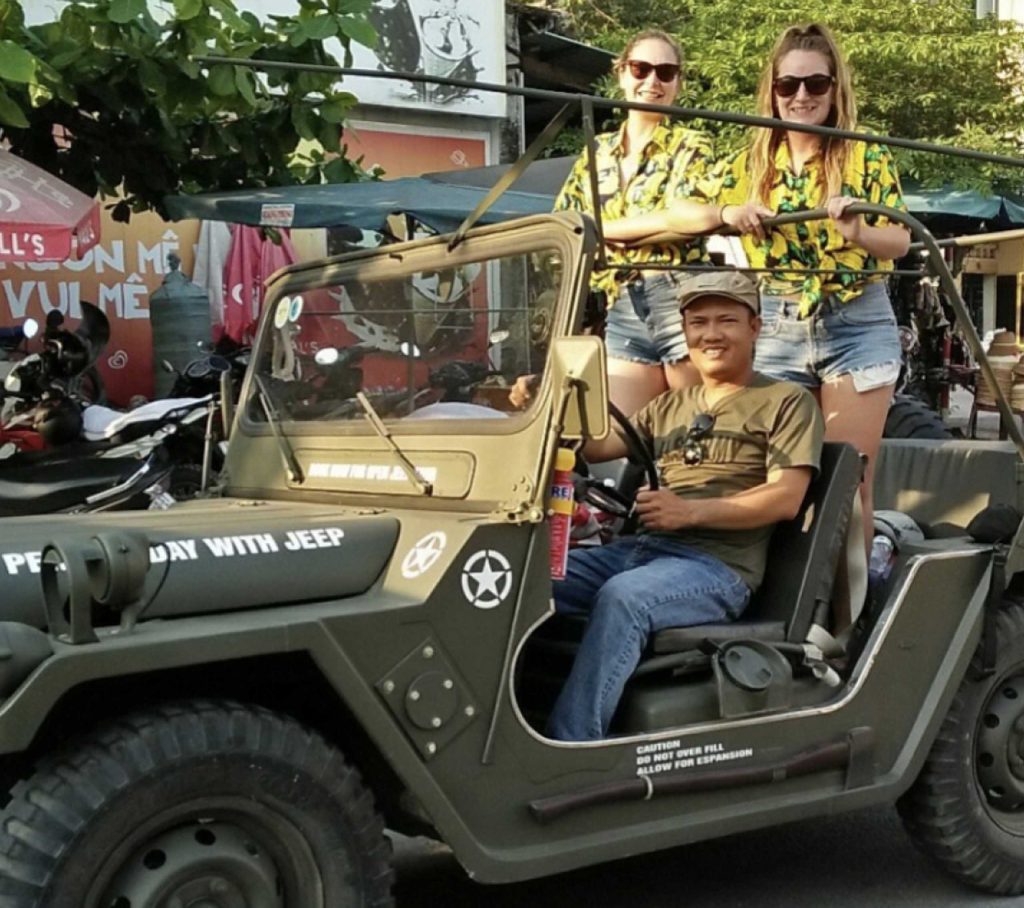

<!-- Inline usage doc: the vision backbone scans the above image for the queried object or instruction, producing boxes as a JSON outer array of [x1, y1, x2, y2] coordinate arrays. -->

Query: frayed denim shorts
[[604, 271, 688, 365], [755, 281, 901, 391]]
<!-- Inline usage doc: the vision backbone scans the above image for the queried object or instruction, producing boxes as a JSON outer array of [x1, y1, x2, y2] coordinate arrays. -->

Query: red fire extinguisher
[[549, 447, 575, 580]]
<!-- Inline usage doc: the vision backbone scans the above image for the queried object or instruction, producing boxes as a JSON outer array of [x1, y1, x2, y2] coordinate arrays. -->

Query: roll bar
[[197, 55, 1024, 572]]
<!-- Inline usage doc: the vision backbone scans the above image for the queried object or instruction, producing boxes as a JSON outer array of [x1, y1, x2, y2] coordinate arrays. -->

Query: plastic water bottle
[[868, 534, 895, 585]]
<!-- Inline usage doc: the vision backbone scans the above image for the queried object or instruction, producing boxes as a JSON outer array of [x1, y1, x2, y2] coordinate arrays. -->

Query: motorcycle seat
[[0, 456, 146, 516]]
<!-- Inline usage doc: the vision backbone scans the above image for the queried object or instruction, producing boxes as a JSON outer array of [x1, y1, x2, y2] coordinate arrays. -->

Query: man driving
[[548, 270, 824, 741]]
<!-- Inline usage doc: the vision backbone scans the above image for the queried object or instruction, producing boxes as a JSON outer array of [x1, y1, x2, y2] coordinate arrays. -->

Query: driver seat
[[644, 442, 864, 659]]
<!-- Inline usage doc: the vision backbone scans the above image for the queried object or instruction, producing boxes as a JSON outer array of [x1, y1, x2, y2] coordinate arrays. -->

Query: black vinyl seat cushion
[[649, 442, 863, 655], [0, 456, 144, 515]]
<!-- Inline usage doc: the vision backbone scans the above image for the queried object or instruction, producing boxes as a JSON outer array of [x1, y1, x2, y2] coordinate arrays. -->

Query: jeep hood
[[0, 499, 399, 628]]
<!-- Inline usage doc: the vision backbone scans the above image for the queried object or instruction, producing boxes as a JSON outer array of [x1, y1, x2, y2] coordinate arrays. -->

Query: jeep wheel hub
[[106, 820, 283, 908], [976, 672, 1024, 820]]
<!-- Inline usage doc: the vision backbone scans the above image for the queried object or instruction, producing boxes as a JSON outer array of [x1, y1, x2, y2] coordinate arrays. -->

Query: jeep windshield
[[245, 239, 566, 429]]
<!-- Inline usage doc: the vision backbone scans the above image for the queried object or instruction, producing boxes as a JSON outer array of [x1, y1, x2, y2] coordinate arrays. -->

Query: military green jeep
[[0, 204, 1022, 908]]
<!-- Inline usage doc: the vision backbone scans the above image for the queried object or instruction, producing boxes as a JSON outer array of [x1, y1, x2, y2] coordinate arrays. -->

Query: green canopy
[[900, 183, 1024, 230], [165, 158, 1024, 234], [164, 171, 554, 234]]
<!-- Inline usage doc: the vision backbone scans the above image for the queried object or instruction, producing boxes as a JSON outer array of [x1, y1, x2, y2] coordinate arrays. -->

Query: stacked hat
[[978, 330, 1018, 407], [1013, 359, 1024, 412]]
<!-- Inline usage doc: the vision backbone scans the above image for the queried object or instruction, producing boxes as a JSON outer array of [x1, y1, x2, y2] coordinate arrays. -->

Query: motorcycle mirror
[[209, 355, 230, 372], [22, 318, 39, 340], [314, 347, 340, 366]]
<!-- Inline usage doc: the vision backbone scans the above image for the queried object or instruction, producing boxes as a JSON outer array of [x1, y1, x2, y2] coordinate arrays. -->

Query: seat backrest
[[746, 441, 863, 641], [874, 439, 1022, 530]]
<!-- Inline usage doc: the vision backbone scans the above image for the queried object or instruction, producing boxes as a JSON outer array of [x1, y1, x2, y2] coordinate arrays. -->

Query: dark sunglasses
[[682, 412, 716, 467], [625, 60, 681, 83], [773, 73, 834, 98]]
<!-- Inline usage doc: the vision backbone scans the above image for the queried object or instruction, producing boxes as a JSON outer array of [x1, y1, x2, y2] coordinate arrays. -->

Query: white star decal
[[401, 531, 447, 579], [460, 549, 513, 609]]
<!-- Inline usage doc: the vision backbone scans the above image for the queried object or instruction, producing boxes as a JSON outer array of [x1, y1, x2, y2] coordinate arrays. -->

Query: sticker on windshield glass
[[273, 297, 291, 329], [401, 531, 447, 579], [288, 295, 303, 322], [461, 549, 512, 609], [633, 739, 755, 776]]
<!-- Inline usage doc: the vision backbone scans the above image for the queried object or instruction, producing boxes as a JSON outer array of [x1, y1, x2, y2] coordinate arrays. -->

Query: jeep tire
[[0, 700, 394, 907], [883, 394, 952, 440], [898, 603, 1024, 894]]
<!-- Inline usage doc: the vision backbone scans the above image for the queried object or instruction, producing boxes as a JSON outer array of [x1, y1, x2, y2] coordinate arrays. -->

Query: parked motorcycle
[[0, 319, 42, 452], [157, 341, 249, 490], [162, 337, 250, 401], [0, 318, 39, 373], [885, 272, 963, 439], [0, 395, 218, 516], [0, 434, 175, 518], [0, 303, 111, 452], [85, 395, 221, 498]]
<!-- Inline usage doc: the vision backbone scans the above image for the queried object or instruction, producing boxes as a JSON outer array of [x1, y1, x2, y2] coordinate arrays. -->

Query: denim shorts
[[605, 271, 688, 365], [755, 281, 901, 391]]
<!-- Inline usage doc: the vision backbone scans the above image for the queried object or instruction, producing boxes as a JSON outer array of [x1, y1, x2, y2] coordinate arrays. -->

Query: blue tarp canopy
[[901, 183, 1024, 230], [163, 169, 556, 234], [165, 157, 1024, 233]]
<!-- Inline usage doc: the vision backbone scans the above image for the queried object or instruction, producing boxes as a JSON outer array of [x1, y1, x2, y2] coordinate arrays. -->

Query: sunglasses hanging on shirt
[[625, 60, 681, 83], [682, 412, 716, 467], [772, 73, 834, 97]]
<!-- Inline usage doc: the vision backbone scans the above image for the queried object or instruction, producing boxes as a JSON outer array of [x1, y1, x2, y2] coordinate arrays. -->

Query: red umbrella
[[0, 149, 100, 262]]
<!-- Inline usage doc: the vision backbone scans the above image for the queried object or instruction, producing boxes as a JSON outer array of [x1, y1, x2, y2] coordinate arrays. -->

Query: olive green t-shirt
[[632, 374, 823, 591]]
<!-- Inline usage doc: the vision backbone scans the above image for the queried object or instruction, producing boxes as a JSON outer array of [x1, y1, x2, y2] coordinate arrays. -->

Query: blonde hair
[[747, 23, 856, 204], [612, 29, 684, 74]]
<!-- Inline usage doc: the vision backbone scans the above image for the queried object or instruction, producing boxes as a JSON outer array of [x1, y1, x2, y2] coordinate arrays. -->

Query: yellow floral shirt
[[698, 141, 907, 317], [554, 119, 714, 296]]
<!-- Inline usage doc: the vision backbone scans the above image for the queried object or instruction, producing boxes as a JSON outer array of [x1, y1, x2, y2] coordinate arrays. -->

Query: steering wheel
[[579, 402, 659, 520]]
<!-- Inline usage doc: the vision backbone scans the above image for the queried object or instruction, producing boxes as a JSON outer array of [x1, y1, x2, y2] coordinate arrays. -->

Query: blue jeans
[[546, 536, 750, 741], [605, 272, 689, 365], [755, 281, 901, 390]]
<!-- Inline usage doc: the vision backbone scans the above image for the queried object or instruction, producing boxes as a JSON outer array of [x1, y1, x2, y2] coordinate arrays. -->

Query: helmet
[[33, 395, 83, 446]]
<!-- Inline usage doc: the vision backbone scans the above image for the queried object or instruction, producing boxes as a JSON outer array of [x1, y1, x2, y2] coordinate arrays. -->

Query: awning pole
[[909, 227, 1024, 251]]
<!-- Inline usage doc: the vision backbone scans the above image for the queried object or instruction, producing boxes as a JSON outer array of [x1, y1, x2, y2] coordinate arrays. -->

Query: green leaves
[[173, 0, 204, 21], [0, 41, 35, 82], [107, 0, 146, 24], [299, 14, 338, 41], [559, 0, 1024, 194], [0, 0, 377, 217], [339, 16, 375, 48], [234, 67, 257, 104], [0, 86, 28, 127], [208, 64, 236, 96], [319, 94, 354, 124]]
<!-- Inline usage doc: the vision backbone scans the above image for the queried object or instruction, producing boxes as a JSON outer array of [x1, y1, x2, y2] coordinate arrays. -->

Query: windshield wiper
[[356, 391, 433, 496], [252, 374, 304, 484]]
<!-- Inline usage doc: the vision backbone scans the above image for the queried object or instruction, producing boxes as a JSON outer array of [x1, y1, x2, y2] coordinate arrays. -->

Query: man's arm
[[581, 428, 630, 464], [634, 466, 812, 532]]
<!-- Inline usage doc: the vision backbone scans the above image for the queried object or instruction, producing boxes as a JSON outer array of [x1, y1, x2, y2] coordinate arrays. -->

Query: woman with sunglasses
[[604, 23, 910, 548], [548, 29, 715, 416]]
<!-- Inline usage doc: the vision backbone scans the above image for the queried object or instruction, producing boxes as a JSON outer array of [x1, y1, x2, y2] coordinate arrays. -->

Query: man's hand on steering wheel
[[577, 403, 659, 521], [634, 489, 696, 531]]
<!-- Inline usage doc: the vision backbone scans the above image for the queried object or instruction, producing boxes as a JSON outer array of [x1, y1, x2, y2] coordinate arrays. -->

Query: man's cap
[[678, 271, 759, 315]]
